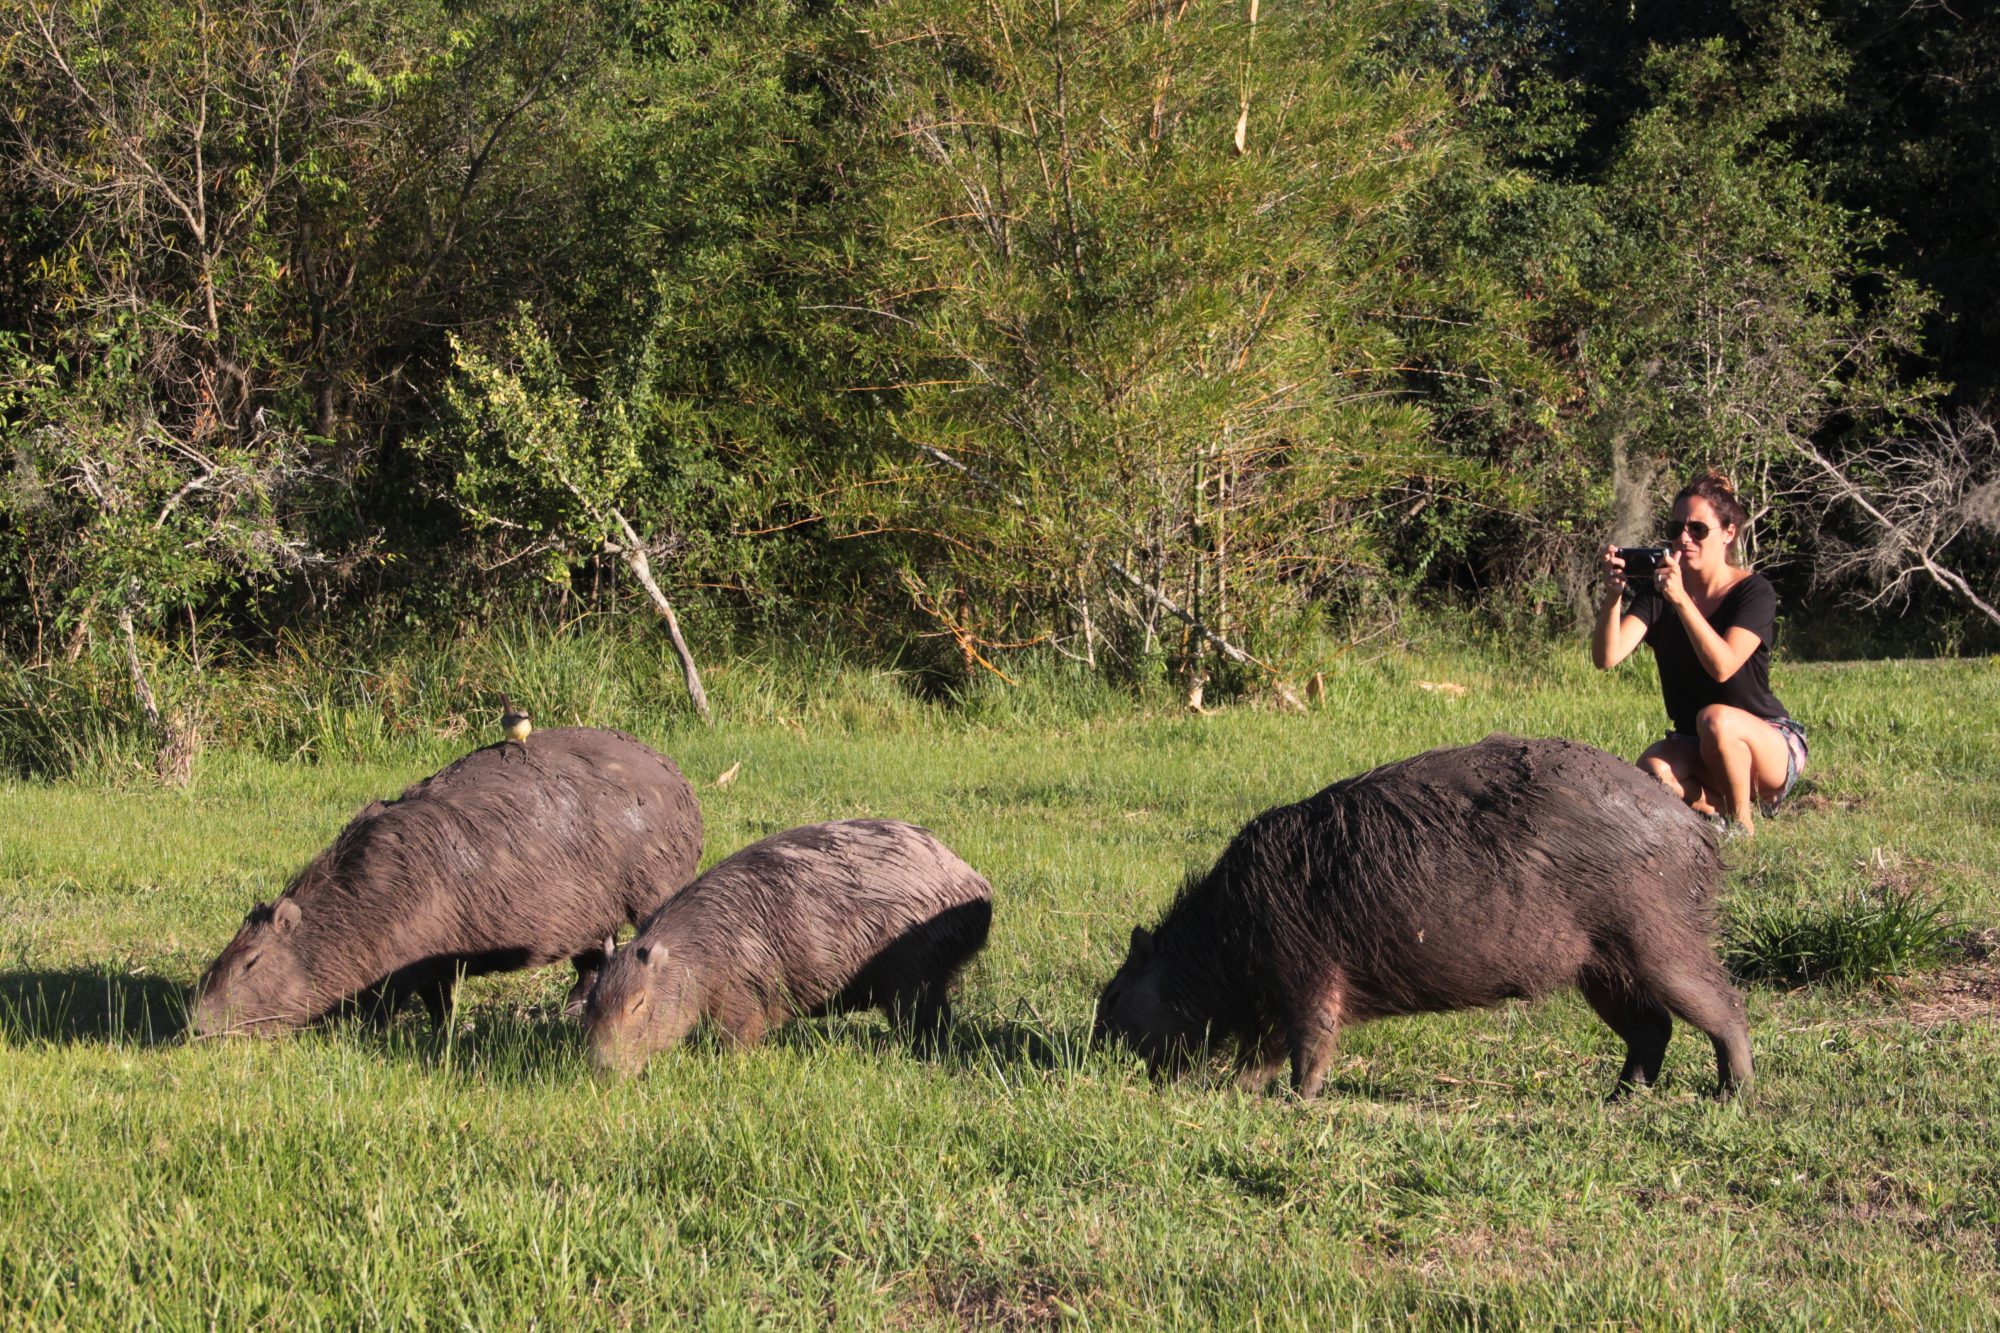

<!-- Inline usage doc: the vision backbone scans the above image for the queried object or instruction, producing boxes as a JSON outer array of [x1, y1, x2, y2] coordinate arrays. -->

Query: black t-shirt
[[1628, 571, 1788, 734]]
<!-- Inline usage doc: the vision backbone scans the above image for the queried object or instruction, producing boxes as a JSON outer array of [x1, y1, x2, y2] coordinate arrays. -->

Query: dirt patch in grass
[[896, 1267, 1079, 1330], [1787, 786, 1866, 814], [1882, 929, 2000, 1026]]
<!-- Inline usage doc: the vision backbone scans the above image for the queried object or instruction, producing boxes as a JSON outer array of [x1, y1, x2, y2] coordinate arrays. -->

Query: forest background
[[4, 0, 1998, 769]]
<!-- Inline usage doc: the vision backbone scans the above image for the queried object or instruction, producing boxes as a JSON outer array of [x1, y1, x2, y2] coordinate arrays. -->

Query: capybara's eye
[[625, 994, 647, 1018], [241, 954, 260, 974]]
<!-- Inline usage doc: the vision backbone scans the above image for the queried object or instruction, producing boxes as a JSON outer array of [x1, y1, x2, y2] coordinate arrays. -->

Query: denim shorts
[[1666, 716, 1809, 808]]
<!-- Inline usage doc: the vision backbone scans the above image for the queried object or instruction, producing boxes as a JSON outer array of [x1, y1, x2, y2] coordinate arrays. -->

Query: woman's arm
[[1660, 557, 1762, 681], [1591, 546, 1650, 669]]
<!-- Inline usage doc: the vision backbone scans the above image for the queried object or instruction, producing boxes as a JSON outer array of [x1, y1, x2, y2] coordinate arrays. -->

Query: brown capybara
[[193, 728, 702, 1036], [585, 819, 993, 1076], [1095, 734, 1751, 1100]]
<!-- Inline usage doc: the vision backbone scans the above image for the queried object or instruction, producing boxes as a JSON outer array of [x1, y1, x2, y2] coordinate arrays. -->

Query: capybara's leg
[[563, 946, 608, 1019], [1288, 975, 1345, 1099], [714, 986, 770, 1048], [1580, 975, 1674, 1100], [1235, 1031, 1285, 1094], [1644, 960, 1754, 1098], [904, 989, 952, 1055], [417, 972, 457, 1027], [355, 979, 396, 1027]]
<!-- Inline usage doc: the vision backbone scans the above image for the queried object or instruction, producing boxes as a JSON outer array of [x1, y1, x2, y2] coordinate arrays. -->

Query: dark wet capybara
[[193, 728, 703, 1036], [1095, 734, 1751, 1100], [585, 819, 993, 1076]]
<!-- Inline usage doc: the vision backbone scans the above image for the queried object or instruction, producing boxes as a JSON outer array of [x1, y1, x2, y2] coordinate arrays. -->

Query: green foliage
[[435, 312, 650, 579], [803, 0, 1516, 675], [1, 0, 1985, 671], [1586, 33, 1936, 477]]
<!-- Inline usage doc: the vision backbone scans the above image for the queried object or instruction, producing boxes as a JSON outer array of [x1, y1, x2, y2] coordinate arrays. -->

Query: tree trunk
[[116, 605, 163, 733], [607, 511, 713, 724]]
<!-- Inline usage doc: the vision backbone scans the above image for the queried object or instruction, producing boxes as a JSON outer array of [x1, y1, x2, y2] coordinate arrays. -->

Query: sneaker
[[1702, 813, 1749, 844]]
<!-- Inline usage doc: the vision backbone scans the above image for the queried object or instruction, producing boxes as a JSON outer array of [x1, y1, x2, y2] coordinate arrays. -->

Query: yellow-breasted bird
[[500, 694, 533, 751]]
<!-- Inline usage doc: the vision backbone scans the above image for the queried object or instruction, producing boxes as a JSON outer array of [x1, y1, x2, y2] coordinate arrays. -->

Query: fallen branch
[[1795, 432, 2000, 628], [604, 508, 712, 724], [1106, 559, 1273, 673]]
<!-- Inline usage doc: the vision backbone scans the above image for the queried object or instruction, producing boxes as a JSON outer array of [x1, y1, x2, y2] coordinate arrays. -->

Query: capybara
[[1095, 734, 1751, 1100], [585, 819, 992, 1076], [193, 728, 703, 1036]]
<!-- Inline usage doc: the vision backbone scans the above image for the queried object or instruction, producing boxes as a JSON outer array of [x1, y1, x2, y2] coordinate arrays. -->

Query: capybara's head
[[584, 941, 698, 1078], [1094, 925, 1206, 1076], [192, 898, 313, 1037]]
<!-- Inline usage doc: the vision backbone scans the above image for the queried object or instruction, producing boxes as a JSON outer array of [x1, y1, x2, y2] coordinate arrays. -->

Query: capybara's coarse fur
[[585, 820, 993, 1076], [1095, 734, 1751, 1100], [193, 728, 702, 1036]]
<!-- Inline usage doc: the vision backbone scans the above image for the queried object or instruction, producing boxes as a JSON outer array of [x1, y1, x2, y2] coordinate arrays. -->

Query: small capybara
[[585, 819, 993, 1076], [193, 728, 703, 1036], [1095, 734, 1751, 1100]]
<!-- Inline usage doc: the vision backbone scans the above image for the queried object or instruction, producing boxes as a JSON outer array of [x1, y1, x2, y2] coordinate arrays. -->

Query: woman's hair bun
[[1674, 467, 1749, 534]]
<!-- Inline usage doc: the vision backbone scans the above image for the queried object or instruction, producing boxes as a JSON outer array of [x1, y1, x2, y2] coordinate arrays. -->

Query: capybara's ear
[[1130, 926, 1153, 956], [635, 944, 654, 967], [273, 898, 302, 932]]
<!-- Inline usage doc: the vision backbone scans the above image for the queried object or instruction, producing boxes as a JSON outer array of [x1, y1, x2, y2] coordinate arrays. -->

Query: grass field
[[3, 644, 1998, 1328]]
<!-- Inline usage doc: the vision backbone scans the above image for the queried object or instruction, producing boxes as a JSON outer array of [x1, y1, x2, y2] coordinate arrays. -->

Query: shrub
[[1726, 885, 1957, 990]]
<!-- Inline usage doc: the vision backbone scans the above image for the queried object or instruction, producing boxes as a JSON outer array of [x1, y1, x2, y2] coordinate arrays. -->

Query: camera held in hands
[[1617, 546, 1669, 598]]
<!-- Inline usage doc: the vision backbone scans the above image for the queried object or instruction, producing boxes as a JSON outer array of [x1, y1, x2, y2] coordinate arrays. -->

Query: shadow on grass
[[0, 968, 189, 1046], [338, 1001, 1094, 1084], [934, 1015, 1071, 1071], [340, 1006, 588, 1083], [777, 1008, 1092, 1073]]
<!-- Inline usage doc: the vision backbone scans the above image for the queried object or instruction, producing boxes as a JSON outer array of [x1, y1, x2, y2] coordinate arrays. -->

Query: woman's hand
[[1592, 545, 1649, 669], [1660, 549, 1691, 609], [1599, 545, 1629, 603]]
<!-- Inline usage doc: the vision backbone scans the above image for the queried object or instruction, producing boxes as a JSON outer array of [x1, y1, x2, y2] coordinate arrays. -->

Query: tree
[[1, 0, 636, 675], [1405, 7, 1943, 607], [1790, 410, 2000, 629], [432, 311, 713, 722], [791, 0, 1515, 682], [0, 0, 370, 761]]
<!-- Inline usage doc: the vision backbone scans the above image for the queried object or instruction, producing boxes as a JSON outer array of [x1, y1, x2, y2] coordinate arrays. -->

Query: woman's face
[[1668, 496, 1733, 571]]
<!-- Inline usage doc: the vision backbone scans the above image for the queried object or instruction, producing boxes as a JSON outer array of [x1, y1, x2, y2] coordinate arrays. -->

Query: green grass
[[3, 644, 1998, 1327]]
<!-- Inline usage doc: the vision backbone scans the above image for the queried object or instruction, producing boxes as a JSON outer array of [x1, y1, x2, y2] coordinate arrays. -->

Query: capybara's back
[[194, 727, 702, 1035], [1096, 734, 1749, 1099], [587, 819, 993, 1075]]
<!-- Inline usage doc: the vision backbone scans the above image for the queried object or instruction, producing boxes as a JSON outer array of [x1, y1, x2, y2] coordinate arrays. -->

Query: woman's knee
[[1695, 705, 1743, 744], [1637, 753, 1681, 793]]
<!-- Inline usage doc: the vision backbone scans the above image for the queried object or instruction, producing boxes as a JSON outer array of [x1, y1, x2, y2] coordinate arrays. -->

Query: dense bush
[[4, 0, 1995, 721]]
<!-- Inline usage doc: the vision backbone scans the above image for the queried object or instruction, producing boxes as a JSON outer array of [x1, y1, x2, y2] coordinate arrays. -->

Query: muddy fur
[[1095, 734, 1751, 1100], [586, 820, 992, 1076], [193, 728, 703, 1035]]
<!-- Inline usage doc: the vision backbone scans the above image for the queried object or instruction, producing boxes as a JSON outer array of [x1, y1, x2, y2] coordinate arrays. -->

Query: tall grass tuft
[[1726, 884, 1958, 990], [0, 657, 159, 781]]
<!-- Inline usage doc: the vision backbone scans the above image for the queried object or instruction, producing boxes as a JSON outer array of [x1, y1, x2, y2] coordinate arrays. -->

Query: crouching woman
[[1592, 470, 1808, 836]]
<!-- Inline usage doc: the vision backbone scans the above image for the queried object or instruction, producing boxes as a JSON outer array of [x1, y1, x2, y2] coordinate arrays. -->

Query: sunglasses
[[1664, 519, 1713, 542]]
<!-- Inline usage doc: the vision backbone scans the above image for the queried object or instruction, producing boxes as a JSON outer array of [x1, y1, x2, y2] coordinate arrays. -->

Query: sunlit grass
[[2, 644, 1997, 1325]]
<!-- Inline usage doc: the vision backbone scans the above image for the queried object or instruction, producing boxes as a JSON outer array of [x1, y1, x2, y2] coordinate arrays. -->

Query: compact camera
[[1617, 546, 1669, 597]]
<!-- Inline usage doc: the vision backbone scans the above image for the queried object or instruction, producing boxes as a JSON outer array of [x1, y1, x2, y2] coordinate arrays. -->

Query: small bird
[[499, 694, 532, 753]]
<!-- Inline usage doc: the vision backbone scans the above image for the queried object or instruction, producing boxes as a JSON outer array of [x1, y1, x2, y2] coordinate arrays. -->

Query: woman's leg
[[1637, 735, 1720, 815], [1694, 704, 1792, 833]]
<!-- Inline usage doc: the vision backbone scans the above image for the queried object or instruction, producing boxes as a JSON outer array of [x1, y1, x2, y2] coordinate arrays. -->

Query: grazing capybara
[[585, 820, 993, 1076], [1095, 734, 1751, 1100], [193, 728, 702, 1036]]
